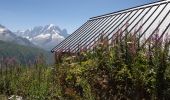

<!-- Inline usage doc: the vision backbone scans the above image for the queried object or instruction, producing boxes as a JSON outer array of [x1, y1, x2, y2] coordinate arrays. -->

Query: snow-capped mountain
[[0, 24, 34, 46], [15, 24, 69, 51]]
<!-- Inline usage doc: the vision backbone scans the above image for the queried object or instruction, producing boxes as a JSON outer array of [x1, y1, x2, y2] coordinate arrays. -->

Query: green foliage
[[53, 33, 170, 100], [0, 40, 53, 64], [0, 33, 170, 99]]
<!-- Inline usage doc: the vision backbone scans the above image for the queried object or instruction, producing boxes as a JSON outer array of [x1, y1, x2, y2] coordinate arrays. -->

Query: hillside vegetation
[[0, 32, 170, 100], [0, 40, 53, 64]]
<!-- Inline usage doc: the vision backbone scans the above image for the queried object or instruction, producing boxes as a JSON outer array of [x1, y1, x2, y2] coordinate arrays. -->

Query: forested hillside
[[0, 40, 53, 64]]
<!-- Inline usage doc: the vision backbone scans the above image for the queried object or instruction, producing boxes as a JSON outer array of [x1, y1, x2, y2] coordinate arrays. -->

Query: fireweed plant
[[0, 31, 170, 100], [54, 30, 170, 100]]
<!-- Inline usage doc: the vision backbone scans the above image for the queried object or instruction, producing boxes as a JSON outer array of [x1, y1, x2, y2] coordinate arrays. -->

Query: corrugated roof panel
[[54, 21, 89, 51], [51, 0, 170, 53], [82, 12, 132, 51], [57, 20, 95, 51], [68, 17, 110, 51], [76, 16, 116, 50], [90, 0, 167, 20], [64, 19, 101, 50], [72, 15, 121, 51], [139, 3, 168, 40], [73, 13, 129, 52]]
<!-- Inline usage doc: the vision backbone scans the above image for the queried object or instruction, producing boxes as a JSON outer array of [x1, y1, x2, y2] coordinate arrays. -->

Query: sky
[[0, 0, 155, 34]]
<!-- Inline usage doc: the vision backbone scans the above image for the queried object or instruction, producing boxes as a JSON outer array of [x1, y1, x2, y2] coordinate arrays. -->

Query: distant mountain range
[[0, 24, 34, 47], [0, 24, 68, 64], [15, 24, 69, 50]]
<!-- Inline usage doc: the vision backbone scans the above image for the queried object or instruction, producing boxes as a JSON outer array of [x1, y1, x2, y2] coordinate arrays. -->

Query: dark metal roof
[[51, 0, 170, 53]]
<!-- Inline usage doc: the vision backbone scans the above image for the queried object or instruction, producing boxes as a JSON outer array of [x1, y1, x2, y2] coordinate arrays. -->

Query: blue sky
[[0, 0, 155, 34]]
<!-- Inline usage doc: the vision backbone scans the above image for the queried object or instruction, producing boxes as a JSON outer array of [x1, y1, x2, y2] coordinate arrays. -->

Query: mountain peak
[[15, 24, 69, 51], [48, 24, 55, 27], [44, 24, 55, 30]]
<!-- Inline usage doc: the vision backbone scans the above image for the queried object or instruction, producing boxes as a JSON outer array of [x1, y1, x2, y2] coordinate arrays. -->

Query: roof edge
[[90, 0, 167, 20]]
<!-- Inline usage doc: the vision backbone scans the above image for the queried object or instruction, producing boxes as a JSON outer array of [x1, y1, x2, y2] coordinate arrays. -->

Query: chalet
[[51, 0, 170, 54]]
